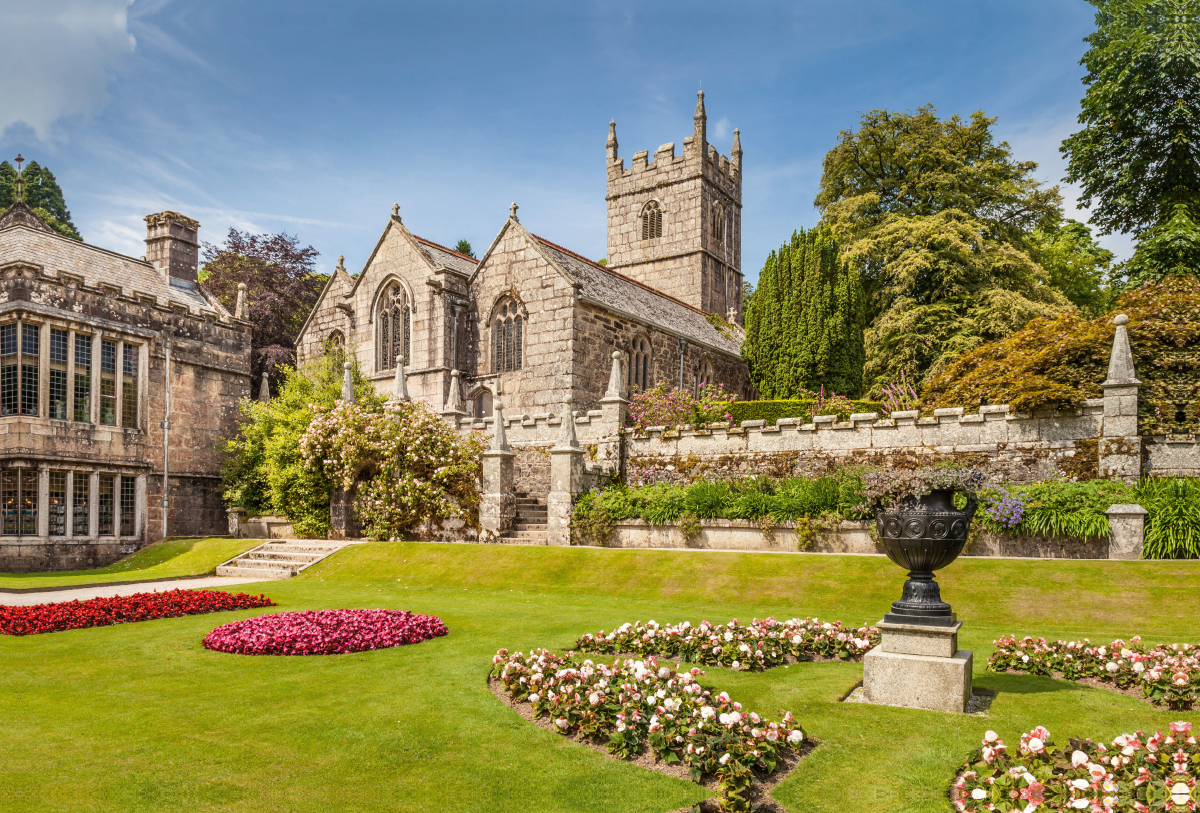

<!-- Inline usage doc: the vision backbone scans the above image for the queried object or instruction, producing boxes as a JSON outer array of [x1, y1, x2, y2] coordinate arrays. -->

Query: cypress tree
[[741, 227, 864, 397], [0, 160, 82, 241]]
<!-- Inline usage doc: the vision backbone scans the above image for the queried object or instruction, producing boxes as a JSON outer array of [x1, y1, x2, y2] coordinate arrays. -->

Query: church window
[[697, 359, 715, 396], [472, 389, 493, 419], [376, 284, 410, 372], [711, 201, 726, 250], [641, 201, 663, 240], [628, 336, 652, 391], [492, 301, 523, 374]]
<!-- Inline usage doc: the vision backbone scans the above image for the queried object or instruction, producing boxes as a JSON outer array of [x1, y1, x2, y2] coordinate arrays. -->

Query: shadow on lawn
[[977, 673, 1083, 695]]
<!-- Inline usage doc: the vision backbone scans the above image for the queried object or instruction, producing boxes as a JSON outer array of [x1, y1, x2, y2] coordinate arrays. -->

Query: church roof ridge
[[412, 234, 479, 264], [530, 233, 714, 321], [0, 200, 56, 234]]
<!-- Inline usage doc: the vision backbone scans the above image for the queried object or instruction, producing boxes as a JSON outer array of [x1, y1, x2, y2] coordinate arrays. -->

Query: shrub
[[203, 609, 448, 655], [1138, 477, 1200, 559], [300, 399, 486, 541], [952, 724, 1200, 813], [1, 590, 274, 636], [989, 634, 1200, 710], [627, 383, 736, 431], [863, 467, 984, 510], [1016, 478, 1131, 541], [491, 649, 806, 812], [575, 617, 880, 670]]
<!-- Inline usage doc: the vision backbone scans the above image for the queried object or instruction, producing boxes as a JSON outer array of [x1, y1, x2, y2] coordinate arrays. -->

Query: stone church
[[296, 91, 750, 423]]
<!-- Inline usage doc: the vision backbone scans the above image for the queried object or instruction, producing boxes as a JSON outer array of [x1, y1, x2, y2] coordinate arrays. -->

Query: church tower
[[605, 91, 743, 322]]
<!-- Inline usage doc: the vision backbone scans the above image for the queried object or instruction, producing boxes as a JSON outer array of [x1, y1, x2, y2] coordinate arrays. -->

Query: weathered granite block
[[863, 645, 973, 714]]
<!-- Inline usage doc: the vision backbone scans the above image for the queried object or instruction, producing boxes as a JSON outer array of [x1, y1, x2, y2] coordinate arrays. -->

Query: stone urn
[[873, 489, 978, 627]]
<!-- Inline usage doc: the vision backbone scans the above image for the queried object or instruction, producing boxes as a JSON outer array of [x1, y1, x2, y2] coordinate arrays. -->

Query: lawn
[[0, 537, 261, 591], [2, 543, 1198, 813]]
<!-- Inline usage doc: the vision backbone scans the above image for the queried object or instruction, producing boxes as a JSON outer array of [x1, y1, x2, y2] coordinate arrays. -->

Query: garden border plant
[[0, 590, 275, 636], [203, 608, 448, 656]]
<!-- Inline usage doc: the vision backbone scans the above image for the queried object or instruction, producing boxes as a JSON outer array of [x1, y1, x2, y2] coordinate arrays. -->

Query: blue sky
[[2, 0, 1130, 283]]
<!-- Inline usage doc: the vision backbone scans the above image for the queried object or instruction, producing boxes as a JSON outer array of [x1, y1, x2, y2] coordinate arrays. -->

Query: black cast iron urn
[[873, 489, 977, 626]]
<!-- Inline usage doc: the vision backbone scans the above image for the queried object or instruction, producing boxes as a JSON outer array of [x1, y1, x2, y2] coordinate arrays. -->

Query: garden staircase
[[499, 491, 548, 545], [215, 540, 350, 580]]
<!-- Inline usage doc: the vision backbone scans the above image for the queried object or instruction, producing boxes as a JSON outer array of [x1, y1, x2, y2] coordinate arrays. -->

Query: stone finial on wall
[[1105, 314, 1140, 388], [341, 361, 355, 404], [607, 120, 618, 163], [234, 283, 248, 320], [258, 373, 270, 403], [390, 355, 409, 401], [491, 399, 510, 452], [556, 395, 581, 450], [604, 350, 624, 399], [1100, 314, 1142, 479]]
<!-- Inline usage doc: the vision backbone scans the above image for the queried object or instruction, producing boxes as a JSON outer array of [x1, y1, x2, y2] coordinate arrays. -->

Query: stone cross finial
[[13, 154, 24, 201], [726, 306, 737, 323], [604, 350, 624, 399], [391, 355, 409, 401], [258, 372, 270, 403], [234, 282, 248, 319], [491, 399, 510, 451], [392, 203, 400, 219], [336, 255, 346, 273], [1105, 314, 1140, 385], [341, 361, 355, 403], [557, 394, 579, 449], [509, 202, 519, 222]]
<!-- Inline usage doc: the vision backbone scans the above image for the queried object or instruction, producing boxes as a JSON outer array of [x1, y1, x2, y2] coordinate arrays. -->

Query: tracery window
[[491, 301, 523, 374], [628, 336, 652, 391], [711, 201, 726, 250], [641, 200, 663, 240], [697, 359, 715, 395], [376, 284, 410, 372]]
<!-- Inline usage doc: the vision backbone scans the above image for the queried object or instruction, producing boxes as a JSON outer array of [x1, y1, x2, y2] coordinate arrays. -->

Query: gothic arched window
[[696, 359, 715, 396], [641, 200, 663, 240], [491, 300, 523, 374], [711, 201, 726, 250], [627, 336, 652, 391], [376, 284, 410, 372]]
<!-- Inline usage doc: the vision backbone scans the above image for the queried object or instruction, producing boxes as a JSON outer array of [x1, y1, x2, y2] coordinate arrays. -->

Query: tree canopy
[[742, 228, 865, 398], [0, 160, 82, 241], [454, 239, 475, 258], [813, 106, 1079, 392], [1062, 0, 1200, 238], [201, 228, 326, 394]]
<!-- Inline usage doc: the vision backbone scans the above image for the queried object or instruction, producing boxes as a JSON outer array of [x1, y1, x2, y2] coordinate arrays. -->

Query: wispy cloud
[[0, 0, 137, 140]]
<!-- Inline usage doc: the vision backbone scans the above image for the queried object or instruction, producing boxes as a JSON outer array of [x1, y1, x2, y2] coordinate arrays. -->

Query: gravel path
[[0, 576, 270, 607]]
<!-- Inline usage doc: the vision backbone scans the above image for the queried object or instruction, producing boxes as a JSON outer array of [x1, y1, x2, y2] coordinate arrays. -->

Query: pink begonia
[[203, 609, 447, 655]]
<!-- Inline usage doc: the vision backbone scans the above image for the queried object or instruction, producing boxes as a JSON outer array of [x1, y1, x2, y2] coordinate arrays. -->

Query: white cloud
[[713, 116, 731, 140], [0, 0, 136, 140]]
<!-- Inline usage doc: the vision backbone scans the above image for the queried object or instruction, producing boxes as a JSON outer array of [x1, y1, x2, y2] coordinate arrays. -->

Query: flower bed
[[203, 609, 448, 655], [951, 723, 1199, 812], [0, 590, 274, 636], [989, 635, 1199, 709], [575, 617, 880, 671], [491, 649, 806, 812]]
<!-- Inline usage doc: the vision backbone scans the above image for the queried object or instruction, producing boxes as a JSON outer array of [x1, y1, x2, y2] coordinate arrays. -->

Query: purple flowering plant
[[627, 382, 737, 431]]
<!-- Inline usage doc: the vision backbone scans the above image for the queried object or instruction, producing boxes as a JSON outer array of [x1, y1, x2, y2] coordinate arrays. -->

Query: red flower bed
[[202, 609, 448, 655], [0, 590, 275, 636]]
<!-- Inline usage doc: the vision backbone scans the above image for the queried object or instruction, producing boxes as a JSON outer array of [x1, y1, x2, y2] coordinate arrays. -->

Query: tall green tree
[[453, 239, 475, 258], [742, 228, 865, 398], [814, 106, 1074, 391], [1028, 219, 1116, 316], [1063, 0, 1200, 284], [0, 160, 82, 240]]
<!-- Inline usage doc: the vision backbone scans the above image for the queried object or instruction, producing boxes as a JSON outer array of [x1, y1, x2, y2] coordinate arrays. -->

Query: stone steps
[[216, 540, 351, 581]]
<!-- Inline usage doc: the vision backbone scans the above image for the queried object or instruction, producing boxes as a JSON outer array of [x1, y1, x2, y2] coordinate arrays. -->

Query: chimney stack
[[144, 211, 200, 285]]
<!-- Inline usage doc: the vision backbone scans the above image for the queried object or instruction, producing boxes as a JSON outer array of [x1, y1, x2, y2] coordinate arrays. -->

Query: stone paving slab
[[0, 576, 270, 607]]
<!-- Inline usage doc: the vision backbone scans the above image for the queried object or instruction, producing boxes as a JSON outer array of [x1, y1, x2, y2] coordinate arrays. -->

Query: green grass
[[3, 543, 1199, 812], [0, 537, 261, 591]]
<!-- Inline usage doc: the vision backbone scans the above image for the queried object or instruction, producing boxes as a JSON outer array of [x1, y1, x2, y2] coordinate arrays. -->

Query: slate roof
[[413, 235, 478, 275], [532, 235, 743, 358], [0, 219, 219, 316]]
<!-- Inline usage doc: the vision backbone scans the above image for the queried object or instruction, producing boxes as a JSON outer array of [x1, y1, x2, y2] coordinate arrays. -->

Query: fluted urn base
[[884, 571, 957, 627]]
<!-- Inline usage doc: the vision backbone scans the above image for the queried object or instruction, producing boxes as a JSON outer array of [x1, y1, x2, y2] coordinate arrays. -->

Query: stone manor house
[[296, 91, 752, 421], [0, 200, 251, 571]]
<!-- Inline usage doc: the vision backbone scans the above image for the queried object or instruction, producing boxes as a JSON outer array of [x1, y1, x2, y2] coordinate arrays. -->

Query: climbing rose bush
[[952, 723, 1199, 812], [990, 635, 1200, 710], [576, 617, 879, 671], [0, 590, 274, 636], [203, 609, 448, 655], [300, 399, 486, 540], [492, 649, 805, 812]]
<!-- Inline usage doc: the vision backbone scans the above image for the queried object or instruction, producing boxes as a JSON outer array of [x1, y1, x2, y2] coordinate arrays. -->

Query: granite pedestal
[[862, 620, 972, 713]]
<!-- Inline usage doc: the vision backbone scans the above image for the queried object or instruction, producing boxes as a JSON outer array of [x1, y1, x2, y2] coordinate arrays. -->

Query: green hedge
[[727, 399, 887, 426]]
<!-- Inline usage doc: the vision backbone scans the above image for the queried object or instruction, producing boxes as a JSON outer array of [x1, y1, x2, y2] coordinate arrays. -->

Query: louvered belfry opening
[[641, 200, 662, 240]]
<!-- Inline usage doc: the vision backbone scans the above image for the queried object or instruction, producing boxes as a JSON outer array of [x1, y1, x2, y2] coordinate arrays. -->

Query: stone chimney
[[144, 211, 200, 285]]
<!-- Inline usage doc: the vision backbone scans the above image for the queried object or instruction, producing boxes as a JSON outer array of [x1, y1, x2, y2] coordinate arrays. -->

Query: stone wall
[[625, 403, 1105, 485], [1145, 435, 1200, 476]]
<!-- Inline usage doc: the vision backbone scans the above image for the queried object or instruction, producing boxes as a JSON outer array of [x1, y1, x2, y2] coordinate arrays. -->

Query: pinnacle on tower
[[693, 90, 706, 154], [606, 120, 618, 163], [731, 128, 742, 173]]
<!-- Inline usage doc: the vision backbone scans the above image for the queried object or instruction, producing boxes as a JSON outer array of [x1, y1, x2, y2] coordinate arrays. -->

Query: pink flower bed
[[952, 723, 1198, 812], [203, 609, 447, 655], [990, 634, 1200, 709]]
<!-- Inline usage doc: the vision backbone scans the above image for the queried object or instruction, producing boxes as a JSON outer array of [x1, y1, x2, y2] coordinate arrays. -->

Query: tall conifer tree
[[742, 228, 865, 398]]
